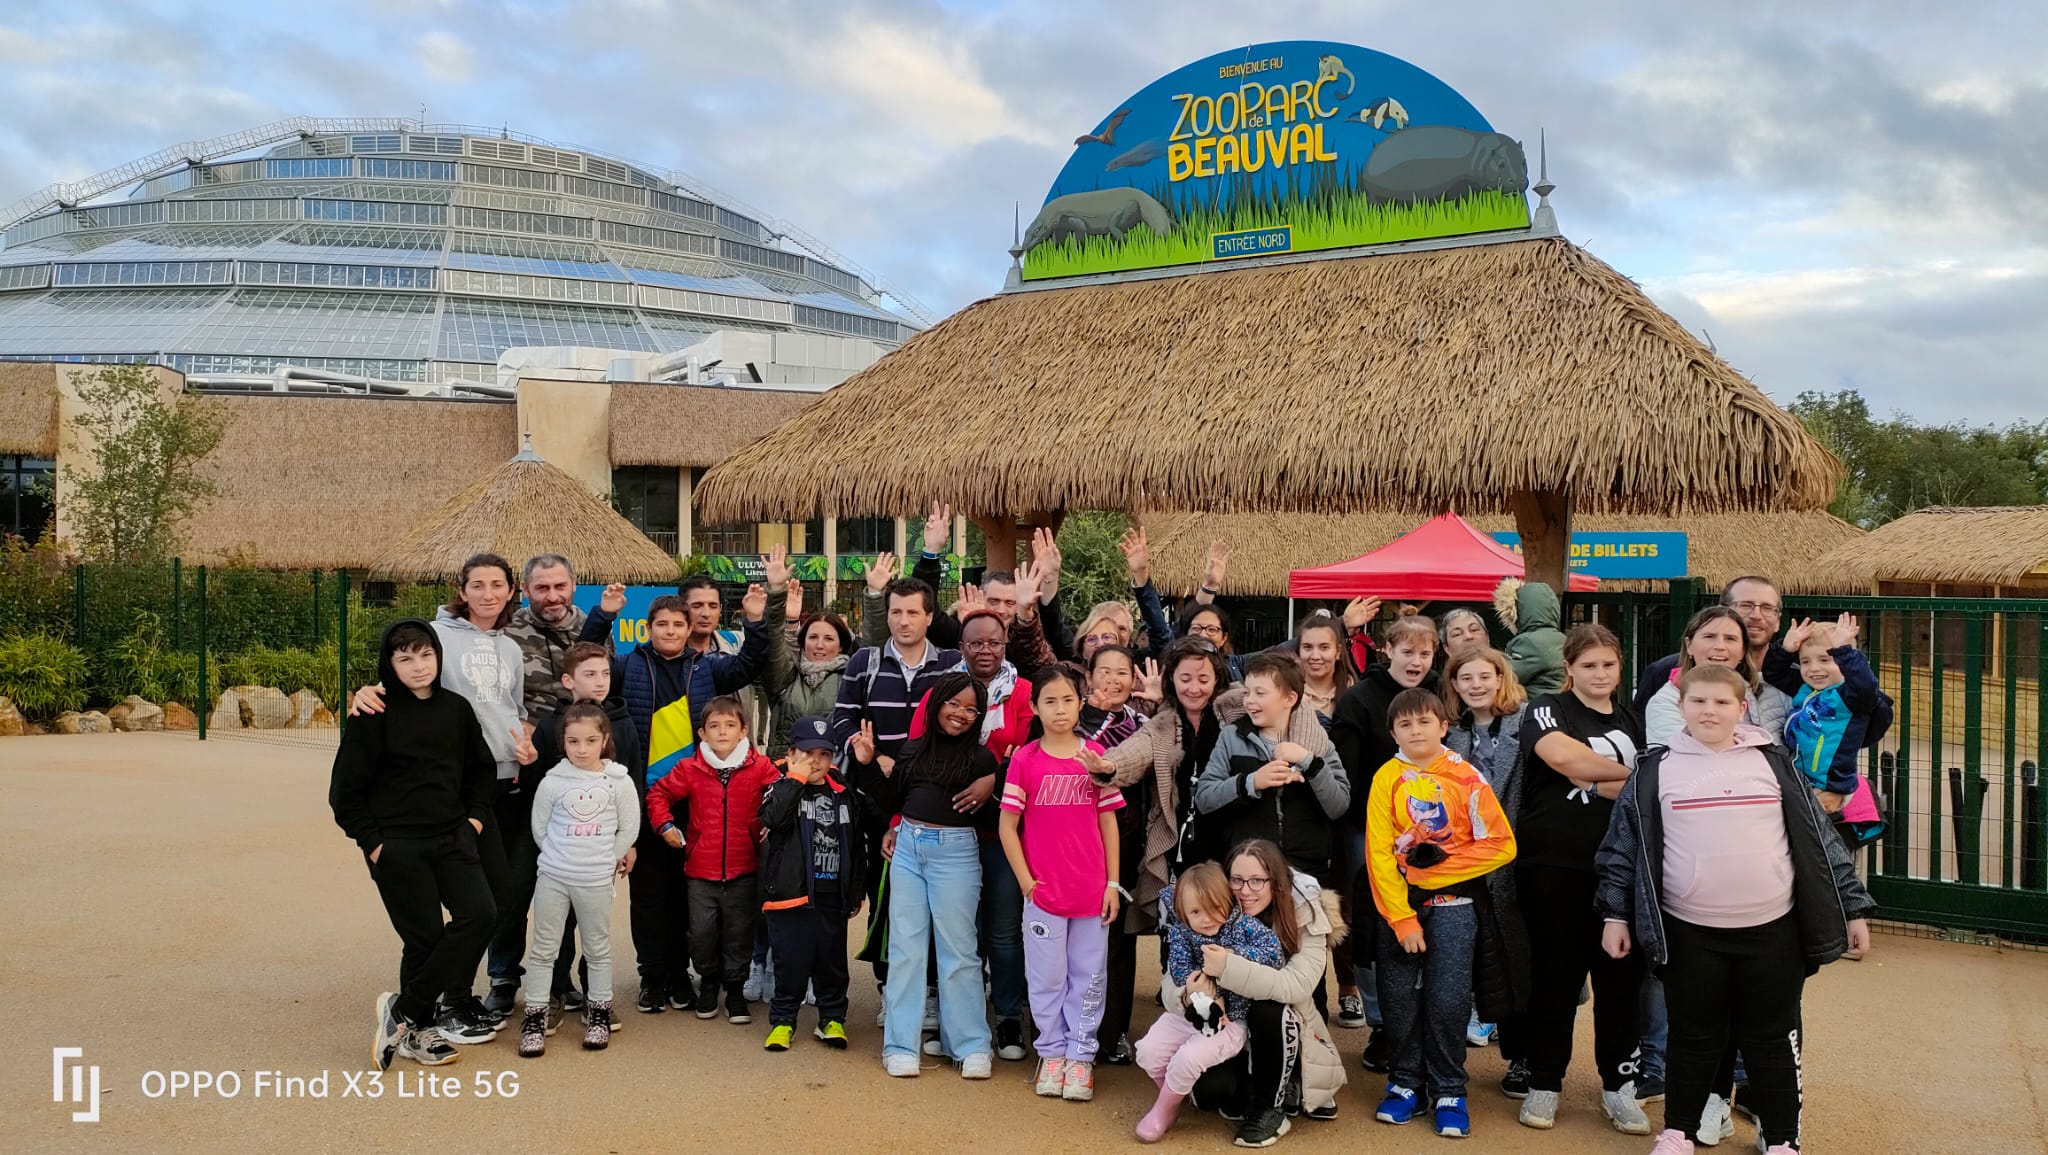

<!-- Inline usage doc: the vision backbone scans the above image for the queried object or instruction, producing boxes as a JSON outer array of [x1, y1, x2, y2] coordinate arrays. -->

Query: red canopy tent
[[1287, 513, 1599, 601]]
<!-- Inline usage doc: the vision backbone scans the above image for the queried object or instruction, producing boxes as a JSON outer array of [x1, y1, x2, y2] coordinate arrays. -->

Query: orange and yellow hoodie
[[1365, 746, 1517, 939]]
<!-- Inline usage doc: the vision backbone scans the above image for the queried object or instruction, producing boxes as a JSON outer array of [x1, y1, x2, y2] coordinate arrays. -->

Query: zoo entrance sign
[[1022, 41, 1531, 282]]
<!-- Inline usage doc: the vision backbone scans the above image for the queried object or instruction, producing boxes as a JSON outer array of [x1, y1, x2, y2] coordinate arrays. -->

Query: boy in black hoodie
[[330, 620, 500, 1070]]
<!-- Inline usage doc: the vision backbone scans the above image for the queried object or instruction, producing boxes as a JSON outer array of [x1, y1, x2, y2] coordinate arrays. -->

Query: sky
[[1, 0, 2043, 424]]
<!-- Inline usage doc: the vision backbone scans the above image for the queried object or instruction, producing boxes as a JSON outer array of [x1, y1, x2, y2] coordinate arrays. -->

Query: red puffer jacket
[[646, 744, 781, 881]]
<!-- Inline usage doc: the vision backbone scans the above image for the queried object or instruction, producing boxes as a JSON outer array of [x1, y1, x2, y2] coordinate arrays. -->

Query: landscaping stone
[[0, 696, 21, 737], [162, 702, 198, 731], [107, 696, 165, 732], [287, 689, 336, 729], [54, 710, 110, 734]]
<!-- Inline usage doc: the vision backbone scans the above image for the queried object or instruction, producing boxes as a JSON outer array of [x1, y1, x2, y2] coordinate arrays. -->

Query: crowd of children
[[331, 535, 1881, 1152]]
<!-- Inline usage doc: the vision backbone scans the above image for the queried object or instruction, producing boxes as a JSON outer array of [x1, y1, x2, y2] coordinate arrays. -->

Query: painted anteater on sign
[[1022, 188, 1175, 251], [1362, 125, 1528, 206]]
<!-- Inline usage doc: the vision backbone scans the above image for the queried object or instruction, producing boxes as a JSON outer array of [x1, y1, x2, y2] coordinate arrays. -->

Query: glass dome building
[[0, 118, 921, 388]]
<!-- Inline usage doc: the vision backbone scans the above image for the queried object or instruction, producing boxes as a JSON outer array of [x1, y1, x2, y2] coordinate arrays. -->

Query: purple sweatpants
[[1022, 898, 1109, 1062], [1136, 1011, 1249, 1095]]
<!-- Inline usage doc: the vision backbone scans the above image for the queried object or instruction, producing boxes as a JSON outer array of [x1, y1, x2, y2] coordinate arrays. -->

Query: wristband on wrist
[[1109, 883, 1132, 901], [1199, 585, 1219, 596]]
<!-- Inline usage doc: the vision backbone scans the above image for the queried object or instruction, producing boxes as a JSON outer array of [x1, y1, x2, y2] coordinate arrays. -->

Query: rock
[[0, 696, 21, 737], [236, 685, 293, 729], [209, 688, 245, 731], [54, 710, 110, 734], [287, 689, 337, 729], [162, 702, 198, 731], [107, 696, 165, 732]]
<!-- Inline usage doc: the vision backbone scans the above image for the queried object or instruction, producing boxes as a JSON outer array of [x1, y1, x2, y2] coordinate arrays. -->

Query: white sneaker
[[959, 1052, 993, 1080], [1035, 1057, 1067, 1097], [884, 1053, 920, 1078], [1696, 1093, 1734, 1146], [923, 1036, 944, 1057], [1603, 1085, 1653, 1135], [923, 992, 940, 1031], [742, 961, 767, 1003], [1519, 1089, 1559, 1129]]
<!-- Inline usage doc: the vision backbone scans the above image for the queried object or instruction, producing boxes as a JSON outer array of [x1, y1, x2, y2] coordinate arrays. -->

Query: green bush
[[0, 634, 90, 717], [94, 611, 205, 705], [0, 534, 74, 641], [221, 644, 328, 700]]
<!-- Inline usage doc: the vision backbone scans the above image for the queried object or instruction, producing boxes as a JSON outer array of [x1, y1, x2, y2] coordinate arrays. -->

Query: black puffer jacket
[[758, 771, 868, 910]]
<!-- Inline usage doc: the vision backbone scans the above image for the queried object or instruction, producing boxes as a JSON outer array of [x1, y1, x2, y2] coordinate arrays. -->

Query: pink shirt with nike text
[[1001, 740, 1125, 919]]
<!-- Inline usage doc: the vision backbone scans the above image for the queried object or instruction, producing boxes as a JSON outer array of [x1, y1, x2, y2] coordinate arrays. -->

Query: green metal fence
[[1568, 588, 2048, 941]]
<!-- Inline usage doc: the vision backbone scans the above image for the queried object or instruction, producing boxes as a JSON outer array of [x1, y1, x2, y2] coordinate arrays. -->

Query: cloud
[[414, 30, 476, 85]]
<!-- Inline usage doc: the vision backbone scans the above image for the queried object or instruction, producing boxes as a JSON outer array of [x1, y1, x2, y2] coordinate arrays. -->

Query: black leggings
[[1191, 999, 1293, 1114], [1517, 863, 1645, 1092], [1662, 914, 1806, 1148]]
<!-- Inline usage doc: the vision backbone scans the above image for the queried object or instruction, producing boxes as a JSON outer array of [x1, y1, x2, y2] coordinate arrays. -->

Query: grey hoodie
[[432, 608, 527, 779], [530, 758, 639, 887]]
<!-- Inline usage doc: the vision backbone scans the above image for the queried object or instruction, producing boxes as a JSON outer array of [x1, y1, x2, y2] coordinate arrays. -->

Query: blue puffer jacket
[[620, 619, 772, 774]]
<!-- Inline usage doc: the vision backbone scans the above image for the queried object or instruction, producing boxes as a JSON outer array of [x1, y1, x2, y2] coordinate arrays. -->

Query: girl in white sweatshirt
[[519, 702, 638, 1056]]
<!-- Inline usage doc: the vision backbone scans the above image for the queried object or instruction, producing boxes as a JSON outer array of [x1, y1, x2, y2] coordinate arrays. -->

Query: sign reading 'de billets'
[[1022, 40, 1530, 282], [1491, 533, 1689, 580]]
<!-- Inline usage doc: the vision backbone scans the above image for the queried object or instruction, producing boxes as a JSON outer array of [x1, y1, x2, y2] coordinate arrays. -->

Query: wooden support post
[[972, 510, 1065, 572], [1511, 488, 1573, 594]]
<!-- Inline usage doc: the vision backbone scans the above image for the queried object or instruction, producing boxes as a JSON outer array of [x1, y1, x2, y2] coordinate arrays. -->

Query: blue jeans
[[883, 823, 988, 1060], [1640, 974, 1668, 1083], [1377, 902, 1479, 1100], [978, 838, 1026, 1023]]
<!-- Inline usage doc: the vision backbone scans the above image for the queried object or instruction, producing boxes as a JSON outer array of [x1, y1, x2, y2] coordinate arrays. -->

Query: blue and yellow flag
[[647, 697, 694, 788]]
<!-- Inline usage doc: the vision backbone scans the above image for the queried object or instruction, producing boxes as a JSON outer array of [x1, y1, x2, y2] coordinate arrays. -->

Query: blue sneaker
[[1433, 1096, 1471, 1138], [1375, 1084, 1420, 1125]]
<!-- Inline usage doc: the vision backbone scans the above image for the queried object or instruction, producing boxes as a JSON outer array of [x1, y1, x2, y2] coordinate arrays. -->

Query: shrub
[[0, 634, 90, 717], [220, 645, 328, 700]]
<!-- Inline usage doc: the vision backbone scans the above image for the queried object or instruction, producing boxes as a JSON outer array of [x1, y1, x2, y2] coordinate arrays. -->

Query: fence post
[[1963, 613, 1985, 886], [1889, 616, 1913, 878], [336, 569, 349, 739], [196, 566, 208, 741], [1947, 766, 1988, 886], [2021, 761, 2044, 892], [171, 557, 182, 652], [72, 562, 86, 646], [1665, 577, 1699, 657]]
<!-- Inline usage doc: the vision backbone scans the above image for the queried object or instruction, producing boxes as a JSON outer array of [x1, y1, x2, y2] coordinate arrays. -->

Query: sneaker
[[1637, 1074, 1667, 1103], [1305, 1101, 1338, 1121], [1651, 1129, 1698, 1155], [693, 986, 719, 1019], [743, 960, 769, 1003], [1433, 1096, 1471, 1138], [1697, 1093, 1734, 1146], [373, 993, 403, 1072], [1603, 1085, 1653, 1135], [1103, 1033, 1134, 1066], [559, 986, 585, 1013], [590, 1002, 619, 1033], [518, 1009, 547, 1058], [923, 991, 940, 1031], [397, 1025, 459, 1066], [884, 1052, 920, 1078], [1359, 1028, 1390, 1072], [483, 981, 519, 1017], [1519, 1089, 1559, 1129], [636, 984, 667, 1014], [764, 1023, 795, 1052], [582, 1002, 611, 1050], [961, 1052, 994, 1080], [923, 1037, 945, 1057], [815, 1020, 848, 1050], [1061, 1059, 1094, 1101], [435, 1000, 500, 1045], [1336, 992, 1367, 1028], [1034, 1057, 1067, 1097], [725, 989, 751, 1025], [1375, 1084, 1421, 1125], [995, 1018, 1027, 1061], [457, 993, 505, 1025], [543, 998, 562, 1036], [1466, 1019, 1497, 1047], [669, 977, 696, 1011], [875, 1004, 888, 1027], [1233, 1108, 1291, 1148], [1499, 1058, 1531, 1100]]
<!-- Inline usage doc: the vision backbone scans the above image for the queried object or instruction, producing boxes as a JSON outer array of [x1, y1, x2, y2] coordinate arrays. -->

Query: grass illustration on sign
[[1022, 41, 1530, 281]]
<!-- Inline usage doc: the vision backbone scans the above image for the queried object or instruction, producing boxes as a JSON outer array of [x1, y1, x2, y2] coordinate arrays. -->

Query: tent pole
[[1288, 596, 1295, 627]]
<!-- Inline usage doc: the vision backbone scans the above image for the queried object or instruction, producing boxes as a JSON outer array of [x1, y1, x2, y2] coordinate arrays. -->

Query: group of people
[[329, 513, 1880, 1152]]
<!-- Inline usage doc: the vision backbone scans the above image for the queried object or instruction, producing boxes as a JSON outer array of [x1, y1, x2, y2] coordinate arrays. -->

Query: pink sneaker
[[1649, 1129, 1697, 1155]]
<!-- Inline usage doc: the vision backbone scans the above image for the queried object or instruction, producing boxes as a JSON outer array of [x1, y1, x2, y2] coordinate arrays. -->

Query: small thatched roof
[[1809, 506, 2048, 588], [609, 382, 819, 468], [1145, 509, 1866, 598], [373, 446, 679, 583], [695, 237, 1840, 522], [182, 394, 517, 570], [0, 362, 60, 456]]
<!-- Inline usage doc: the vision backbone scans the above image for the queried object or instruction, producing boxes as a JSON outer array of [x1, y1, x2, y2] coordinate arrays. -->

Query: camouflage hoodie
[[509, 602, 610, 718]]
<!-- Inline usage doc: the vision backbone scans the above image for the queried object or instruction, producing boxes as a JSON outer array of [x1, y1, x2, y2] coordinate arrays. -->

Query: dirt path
[[3, 733, 2043, 1153]]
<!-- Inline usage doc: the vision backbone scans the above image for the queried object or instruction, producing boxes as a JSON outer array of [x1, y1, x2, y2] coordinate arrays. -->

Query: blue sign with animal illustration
[[1491, 533, 1690, 580], [1022, 41, 1530, 281]]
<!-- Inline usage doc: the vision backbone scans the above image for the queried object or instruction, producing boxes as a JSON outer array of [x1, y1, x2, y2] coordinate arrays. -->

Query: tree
[[1052, 510, 1134, 616], [1790, 389, 2048, 528], [60, 365, 230, 562]]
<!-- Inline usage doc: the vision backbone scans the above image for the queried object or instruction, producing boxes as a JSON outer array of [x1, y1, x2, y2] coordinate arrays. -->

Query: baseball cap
[[790, 715, 834, 753]]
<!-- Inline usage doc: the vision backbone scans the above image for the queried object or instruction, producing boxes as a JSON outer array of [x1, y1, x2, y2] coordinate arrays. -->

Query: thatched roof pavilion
[[1809, 506, 2048, 595], [373, 443, 680, 584], [695, 236, 1840, 585], [1144, 509, 1866, 598]]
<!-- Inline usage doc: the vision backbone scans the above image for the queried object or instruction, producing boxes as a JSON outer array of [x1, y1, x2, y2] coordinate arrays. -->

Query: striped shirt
[[826, 639, 961, 759], [1658, 733, 1793, 928]]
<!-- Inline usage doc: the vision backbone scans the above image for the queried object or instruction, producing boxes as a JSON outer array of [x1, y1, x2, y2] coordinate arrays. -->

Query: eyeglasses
[[1727, 600, 1782, 618], [1227, 875, 1271, 892], [1189, 623, 1226, 638], [962, 639, 1005, 651], [1082, 631, 1122, 646]]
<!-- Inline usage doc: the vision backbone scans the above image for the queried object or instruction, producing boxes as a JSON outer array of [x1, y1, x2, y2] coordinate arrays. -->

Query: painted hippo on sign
[[1362, 126, 1528, 206], [1021, 188, 1175, 251]]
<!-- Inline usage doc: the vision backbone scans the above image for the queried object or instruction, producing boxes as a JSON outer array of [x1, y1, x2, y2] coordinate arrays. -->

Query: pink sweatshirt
[[1657, 726, 1794, 929]]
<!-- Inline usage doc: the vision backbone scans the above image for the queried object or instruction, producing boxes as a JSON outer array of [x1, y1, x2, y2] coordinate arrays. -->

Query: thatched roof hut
[[372, 444, 681, 584], [0, 363, 60, 456], [609, 382, 818, 468], [694, 236, 1841, 582], [1808, 506, 2048, 595], [1144, 509, 1866, 597]]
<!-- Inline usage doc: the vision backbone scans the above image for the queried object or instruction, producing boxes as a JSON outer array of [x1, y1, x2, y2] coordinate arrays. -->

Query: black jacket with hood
[[1329, 664, 1411, 827], [758, 768, 869, 911], [329, 619, 497, 854]]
